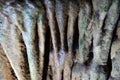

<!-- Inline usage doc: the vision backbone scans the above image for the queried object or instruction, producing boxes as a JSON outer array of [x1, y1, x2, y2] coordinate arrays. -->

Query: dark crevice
[[84, 36, 93, 66], [70, 65, 73, 80], [61, 70, 63, 80], [107, 51, 112, 80], [101, 14, 108, 33], [108, 0, 113, 12], [107, 16, 120, 80], [64, 16, 69, 52], [54, 14, 61, 52], [84, 0, 93, 66], [49, 0, 61, 52], [73, 16, 79, 56], [42, 25, 50, 80], [48, 66, 53, 80], [112, 16, 120, 41], [42, 7, 54, 80], [50, 35, 53, 52], [43, 1, 53, 52], [89, 37, 94, 61], [70, 15, 79, 80], [35, 19, 41, 73], [54, 0, 63, 51], [113, 34, 118, 41]]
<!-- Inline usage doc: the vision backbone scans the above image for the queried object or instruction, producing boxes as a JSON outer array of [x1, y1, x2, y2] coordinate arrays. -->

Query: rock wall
[[0, 0, 120, 80]]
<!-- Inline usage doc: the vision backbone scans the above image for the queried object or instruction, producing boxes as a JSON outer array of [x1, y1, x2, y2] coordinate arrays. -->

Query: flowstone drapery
[[0, 0, 120, 80]]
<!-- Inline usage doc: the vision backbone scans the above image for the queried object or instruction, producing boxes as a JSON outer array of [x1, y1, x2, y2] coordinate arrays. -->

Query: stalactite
[[64, 1, 79, 80], [37, 8, 47, 79], [44, 0, 61, 80], [55, 0, 68, 79], [0, 0, 120, 80]]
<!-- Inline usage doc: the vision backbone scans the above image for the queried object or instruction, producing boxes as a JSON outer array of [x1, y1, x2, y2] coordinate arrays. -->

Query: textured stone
[[0, 0, 120, 80]]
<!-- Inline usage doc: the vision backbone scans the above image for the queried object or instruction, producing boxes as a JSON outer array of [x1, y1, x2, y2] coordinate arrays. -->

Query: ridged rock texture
[[0, 0, 120, 80]]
